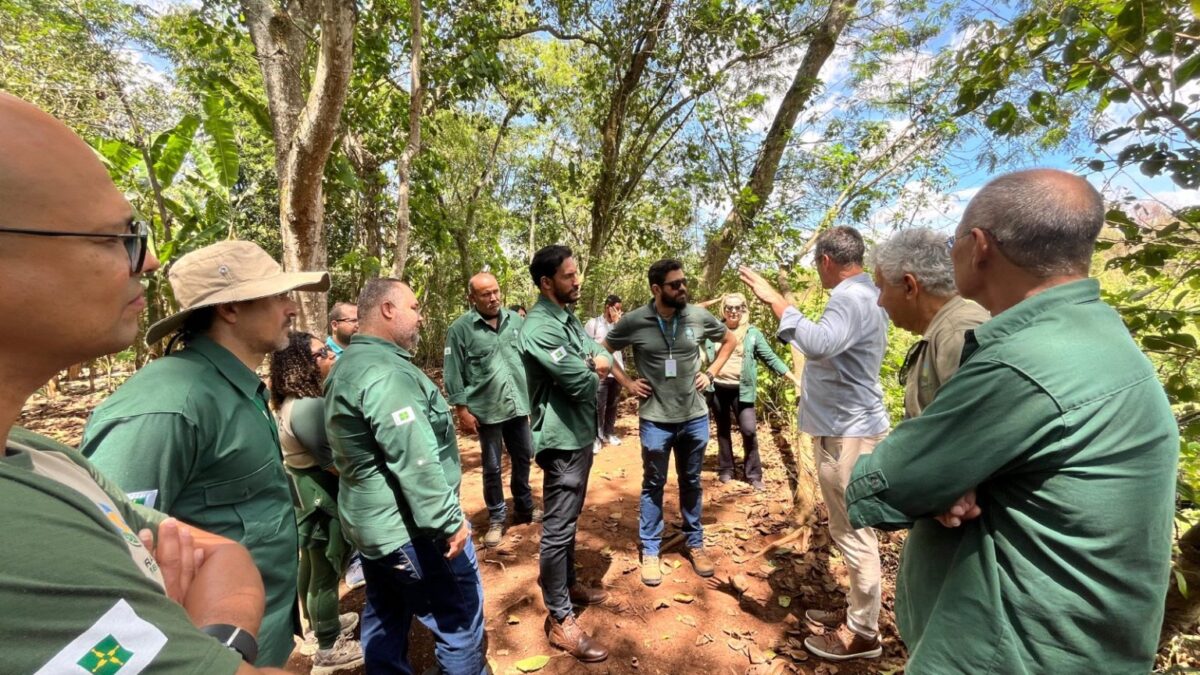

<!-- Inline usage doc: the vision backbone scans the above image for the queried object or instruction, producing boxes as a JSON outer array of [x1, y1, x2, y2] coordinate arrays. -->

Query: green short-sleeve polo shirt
[[605, 301, 728, 423], [80, 336, 298, 668]]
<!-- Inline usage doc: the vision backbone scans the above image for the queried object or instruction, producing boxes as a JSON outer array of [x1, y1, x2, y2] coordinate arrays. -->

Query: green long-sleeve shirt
[[443, 307, 530, 424], [324, 334, 464, 559], [846, 279, 1178, 673], [80, 335, 298, 668], [703, 326, 790, 404], [518, 296, 609, 453]]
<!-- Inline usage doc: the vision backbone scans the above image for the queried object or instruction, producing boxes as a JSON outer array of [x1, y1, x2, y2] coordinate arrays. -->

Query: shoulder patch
[[34, 599, 167, 675], [125, 490, 158, 509], [444, 347, 451, 356], [391, 407, 417, 427], [549, 347, 568, 363]]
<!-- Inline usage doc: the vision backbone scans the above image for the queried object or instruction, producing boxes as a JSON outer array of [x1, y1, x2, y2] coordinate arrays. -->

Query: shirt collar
[[973, 278, 1100, 346], [535, 296, 572, 324], [349, 333, 414, 361], [831, 272, 872, 294], [648, 299, 688, 320], [924, 295, 970, 337], [185, 335, 266, 401], [471, 307, 506, 329]]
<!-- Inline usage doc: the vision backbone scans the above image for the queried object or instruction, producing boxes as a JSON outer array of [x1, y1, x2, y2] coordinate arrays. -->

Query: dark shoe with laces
[[547, 614, 608, 662], [568, 583, 609, 606]]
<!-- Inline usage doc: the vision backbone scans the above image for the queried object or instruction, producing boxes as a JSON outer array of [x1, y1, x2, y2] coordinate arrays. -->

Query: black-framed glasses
[[332, 317, 359, 325], [312, 346, 333, 360], [662, 278, 688, 290], [0, 220, 149, 273]]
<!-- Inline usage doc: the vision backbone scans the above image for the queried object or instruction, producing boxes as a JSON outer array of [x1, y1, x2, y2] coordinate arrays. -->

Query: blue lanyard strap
[[655, 313, 678, 357]]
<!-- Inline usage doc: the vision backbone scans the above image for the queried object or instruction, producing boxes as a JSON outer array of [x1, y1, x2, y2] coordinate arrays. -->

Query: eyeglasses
[[312, 347, 333, 360], [332, 317, 359, 324], [662, 279, 688, 290], [0, 220, 149, 273]]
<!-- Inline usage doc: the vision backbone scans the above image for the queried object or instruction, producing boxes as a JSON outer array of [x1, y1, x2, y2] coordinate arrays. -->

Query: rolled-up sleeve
[[847, 358, 1061, 530]]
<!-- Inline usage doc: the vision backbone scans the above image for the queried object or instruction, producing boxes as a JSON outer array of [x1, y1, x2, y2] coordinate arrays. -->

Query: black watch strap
[[201, 624, 259, 664]]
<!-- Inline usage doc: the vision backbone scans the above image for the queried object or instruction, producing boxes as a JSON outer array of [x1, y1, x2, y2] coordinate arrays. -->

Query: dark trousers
[[478, 416, 535, 523], [595, 376, 620, 440], [712, 385, 761, 482], [536, 447, 594, 621], [360, 538, 486, 675]]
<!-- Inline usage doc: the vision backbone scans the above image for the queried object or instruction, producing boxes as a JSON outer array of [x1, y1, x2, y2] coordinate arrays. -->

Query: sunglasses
[[0, 220, 149, 273], [661, 279, 688, 291], [725, 305, 746, 313]]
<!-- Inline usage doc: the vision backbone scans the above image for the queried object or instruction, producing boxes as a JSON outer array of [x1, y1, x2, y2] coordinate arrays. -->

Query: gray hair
[[871, 228, 958, 297], [813, 226, 865, 266], [960, 169, 1104, 277], [357, 278, 405, 318]]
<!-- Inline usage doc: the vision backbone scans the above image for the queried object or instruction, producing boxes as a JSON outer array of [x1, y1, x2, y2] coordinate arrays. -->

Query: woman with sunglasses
[[269, 332, 364, 673], [704, 293, 800, 491]]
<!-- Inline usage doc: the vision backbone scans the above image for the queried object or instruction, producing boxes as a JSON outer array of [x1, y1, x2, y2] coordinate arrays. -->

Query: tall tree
[[392, 0, 423, 279], [240, 0, 355, 331]]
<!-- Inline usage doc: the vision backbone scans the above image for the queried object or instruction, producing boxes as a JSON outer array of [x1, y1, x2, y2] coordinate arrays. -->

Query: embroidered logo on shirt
[[34, 599, 167, 675], [549, 347, 567, 363], [391, 407, 417, 426], [97, 502, 143, 548], [685, 327, 695, 340], [125, 490, 158, 509], [443, 347, 451, 356]]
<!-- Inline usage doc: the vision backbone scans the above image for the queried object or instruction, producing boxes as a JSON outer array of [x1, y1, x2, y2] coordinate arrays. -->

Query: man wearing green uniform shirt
[[0, 91, 290, 674], [846, 170, 1178, 673], [602, 258, 736, 587], [519, 245, 614, 663], [82, 240, 330, 668], [444, 271, 541, 548], [325, 278, 485, 675]]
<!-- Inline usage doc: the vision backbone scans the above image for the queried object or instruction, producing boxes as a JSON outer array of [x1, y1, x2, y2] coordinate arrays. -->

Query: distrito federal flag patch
[[391, 407, 417, 427], [549, 347, 567, 363], [35, 599, 167, 675]]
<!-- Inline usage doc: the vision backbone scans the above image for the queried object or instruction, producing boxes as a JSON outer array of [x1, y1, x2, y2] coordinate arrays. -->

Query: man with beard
[[602, 258, 736, 586], [444, 272, 540, 548], [325, 302, 358, 357], [82, 240, 331, 667], [325, 279, 484, 674], [518, 245, 613, 662]]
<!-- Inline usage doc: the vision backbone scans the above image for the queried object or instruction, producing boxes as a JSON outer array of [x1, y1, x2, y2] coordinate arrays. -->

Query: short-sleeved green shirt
[[443, 308, 530, 424], [846, 279, 1178, 673], [605, 301, 728, 423], [324, 334, 465, 559], [2, 428, 243, 675], [80, 336, 298, 668], [518, 296, 609, 453]]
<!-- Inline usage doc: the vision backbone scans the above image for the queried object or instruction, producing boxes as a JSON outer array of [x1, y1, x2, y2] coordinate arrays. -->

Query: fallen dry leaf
[[673, 593, 695, 604]]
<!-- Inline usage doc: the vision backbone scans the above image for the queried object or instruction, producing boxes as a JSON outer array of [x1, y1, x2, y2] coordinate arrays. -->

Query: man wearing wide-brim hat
[[81, 239, 329, 667]]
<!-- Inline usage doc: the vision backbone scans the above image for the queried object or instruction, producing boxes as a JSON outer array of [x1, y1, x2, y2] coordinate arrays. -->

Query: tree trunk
[[1161, 521, 1200, 647], [344, 132, 386, 283], [698, 0, 858, 296], [392, 0, 424, 280], [585, 0, 674, 274], [242, 0, 355, 333]]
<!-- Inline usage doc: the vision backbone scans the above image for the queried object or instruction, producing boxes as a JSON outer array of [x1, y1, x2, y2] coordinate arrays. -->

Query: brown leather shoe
[[803, 623, 882, 661], [547, 614, 608, 662], [568, 584, 609, 606]]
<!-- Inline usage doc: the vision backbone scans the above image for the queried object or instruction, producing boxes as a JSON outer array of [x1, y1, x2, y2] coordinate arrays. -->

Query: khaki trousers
[[813, 433, 886, 639]]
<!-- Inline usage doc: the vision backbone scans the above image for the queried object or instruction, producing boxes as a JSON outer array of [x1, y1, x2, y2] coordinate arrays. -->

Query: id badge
[[664, 358, 678, 378]]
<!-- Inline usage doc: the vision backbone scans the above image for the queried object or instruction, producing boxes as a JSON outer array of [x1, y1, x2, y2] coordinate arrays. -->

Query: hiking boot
[[641, 555, 662, 586], [513, 508, 543, 525], [299, 612, 360, 655], [483, 522, 504, 548], [804, 608, 844, 628], [718, 472, 733, 484], [547, 614, 608, 662], [803, 624, 882, 661], [344, 554, 366, 590], [688, 547, 715, 578], [311, 634, 365, 674], [568, 583, 609, 606], [751, 480, 766, 492]]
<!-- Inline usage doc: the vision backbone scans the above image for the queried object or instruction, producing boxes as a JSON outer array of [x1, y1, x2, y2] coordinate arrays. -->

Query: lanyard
[[655, 313, 679, 358]]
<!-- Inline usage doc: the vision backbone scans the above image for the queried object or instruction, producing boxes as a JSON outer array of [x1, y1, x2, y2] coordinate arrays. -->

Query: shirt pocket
[[466, 346, 496, 381], [203, 461, 291, 548], [428, 393, 454, 446]]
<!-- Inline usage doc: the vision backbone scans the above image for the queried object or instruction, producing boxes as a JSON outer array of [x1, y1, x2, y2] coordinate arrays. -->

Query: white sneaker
[[344, 554, 365, 590], [607, 434, 620, 446], [593, 439, 603, 455], [312, 634, 365, 674]]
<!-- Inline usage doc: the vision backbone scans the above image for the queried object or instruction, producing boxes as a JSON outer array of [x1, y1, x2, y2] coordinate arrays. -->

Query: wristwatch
[[586, 356, 597, 372], [201, 624, 259, 664]]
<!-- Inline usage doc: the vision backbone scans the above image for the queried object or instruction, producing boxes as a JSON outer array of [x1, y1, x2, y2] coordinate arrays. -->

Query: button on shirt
[[778, 273, 889, 437], [518, 297, 610, 453], [604, 301, 728, 424], [443, 308, 530, 425], [80, 335, 298, 668], [325, 335, 464, 559], [846, 279, 1178, 673]]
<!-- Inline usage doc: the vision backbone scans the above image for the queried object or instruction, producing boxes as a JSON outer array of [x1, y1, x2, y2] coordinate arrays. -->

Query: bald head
[[467, 272, 502, 318], [0, 93, 130, 232], [959, 169, 1104, 278]]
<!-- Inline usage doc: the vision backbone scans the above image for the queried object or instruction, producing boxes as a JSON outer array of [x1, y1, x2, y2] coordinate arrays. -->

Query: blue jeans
[[639, 415, 708, 556], [360, 537, 486, 675], [478, 416, 535, 523]]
